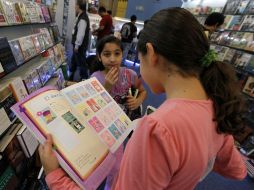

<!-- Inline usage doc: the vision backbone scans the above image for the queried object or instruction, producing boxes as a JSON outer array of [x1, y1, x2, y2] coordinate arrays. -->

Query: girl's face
[[139, 44, 164, 94], [99, 43, 122, 71]]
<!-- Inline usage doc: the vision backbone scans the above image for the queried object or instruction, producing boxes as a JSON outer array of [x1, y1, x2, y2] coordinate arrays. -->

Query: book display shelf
[[0, 0, 66, 189], [183, 0, 254, 178]]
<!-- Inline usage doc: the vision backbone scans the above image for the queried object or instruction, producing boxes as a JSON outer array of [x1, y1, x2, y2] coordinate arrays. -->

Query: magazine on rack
[[11, 77, 134, 189]]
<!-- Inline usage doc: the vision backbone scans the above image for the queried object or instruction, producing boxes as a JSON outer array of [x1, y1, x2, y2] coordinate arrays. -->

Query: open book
[[12, 77, 134, 189]]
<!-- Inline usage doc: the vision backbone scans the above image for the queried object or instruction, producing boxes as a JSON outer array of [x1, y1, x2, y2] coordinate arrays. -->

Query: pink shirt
[[114, 98, 246, 190], [46, 99, 246, 190]]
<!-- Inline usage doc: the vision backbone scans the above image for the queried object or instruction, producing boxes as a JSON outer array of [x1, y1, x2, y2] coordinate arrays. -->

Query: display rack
[[0, 0, 65, 189]]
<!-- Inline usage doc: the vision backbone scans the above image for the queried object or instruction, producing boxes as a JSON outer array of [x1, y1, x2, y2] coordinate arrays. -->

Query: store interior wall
[[55, 0, 64, 36], [125, 0, 182, 21]]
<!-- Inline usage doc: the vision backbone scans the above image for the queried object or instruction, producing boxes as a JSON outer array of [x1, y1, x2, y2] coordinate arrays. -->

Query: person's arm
[[114, 117, 176, 189], [74, 19, 87, 51], [213, 135, 247, 180], [95, 18, 105, 32], [126, 76, 147, 111], [133, 26, 138, 38], [45, 169, 80, 190], [38, 134, 80, 189]]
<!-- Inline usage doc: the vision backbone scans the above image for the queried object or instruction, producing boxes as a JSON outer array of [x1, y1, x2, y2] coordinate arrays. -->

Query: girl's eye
[[103, 53, 111, 57], [115, 51, 122, 56]]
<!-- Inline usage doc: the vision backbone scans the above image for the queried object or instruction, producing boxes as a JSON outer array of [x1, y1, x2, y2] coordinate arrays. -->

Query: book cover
[[9, 39, 25, 66], [218, 32, 232, 46], [210, 32, 221, 43], [24, 1, 40, 23], [212, 46, 229, 61], [48, 6, 55, 22], [221, 15, 233, 30], [0, 87, 17, 135], [30, 69, 43, 91], [245, 56, 254, 74], [0, 106, 12, 136], [39, 28, 53, 48], [0, 0, 15, 24], [234, 53, 252, 68], [243, 76, 254, 97], [240, 16, 254, 32], [0, 37, 17, 74], [14, 2, 31, 23], [51, 25, 61, 42], [224, 0, 241, 14], [242, 33, 254, 51], [223, 48, 237, 64], [235, 0, 250, 14], [0, 77, 28, 102], [226, 16, 244, 31], [23, 73, 36, 94], [41, 5, 51, 23], [37, 33, 47, 50], [53, 45, 62, 65], [19, 36, 37, 60], [56, 43, 65, 63], [0, 1, 7, 26], [16, 125, 39, 158], [12, 78, 135, 189], [244, 0, 254, 14], [31, 34, 43, 54], [48, 27, 55, 44], [35, 3, 45, 23], [229, 32, 246, 49]]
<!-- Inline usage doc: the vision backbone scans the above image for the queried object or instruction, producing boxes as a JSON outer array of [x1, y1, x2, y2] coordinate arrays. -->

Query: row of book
[[196, 14, 254, 32], [0, 66, 65, 137], [224, 0, 254, 15], [0, 0, 52, 26], [210, 44, 254, 98], [0, 26, 61, 78], [0, 119, 47, 189], [185, 6, 223, 16], [210, 31, 254, 52], [222, 15, 254, 31]]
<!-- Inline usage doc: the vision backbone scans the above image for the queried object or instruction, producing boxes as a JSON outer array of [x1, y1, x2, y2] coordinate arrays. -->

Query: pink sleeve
[[114, 116, 178, 190], [213, 135, 247, 180], [45, 168, 80, 190]]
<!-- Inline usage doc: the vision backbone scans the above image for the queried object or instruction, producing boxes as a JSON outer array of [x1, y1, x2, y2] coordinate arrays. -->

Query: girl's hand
[[126, 95, 142, 110], [105, 67, 119, 90], [38, 134, 60, 175]]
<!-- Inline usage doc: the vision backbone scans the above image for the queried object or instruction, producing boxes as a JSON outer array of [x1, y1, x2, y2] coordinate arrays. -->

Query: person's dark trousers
[[69, 46, 89, 81]]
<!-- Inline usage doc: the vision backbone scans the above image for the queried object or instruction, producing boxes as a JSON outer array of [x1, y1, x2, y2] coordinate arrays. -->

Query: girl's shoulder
[[90, 71, 105, 84]]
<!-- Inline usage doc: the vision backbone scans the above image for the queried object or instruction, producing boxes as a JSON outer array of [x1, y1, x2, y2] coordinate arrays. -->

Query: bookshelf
[[184, 0, 254, 178], [0, 0, 65, 189]]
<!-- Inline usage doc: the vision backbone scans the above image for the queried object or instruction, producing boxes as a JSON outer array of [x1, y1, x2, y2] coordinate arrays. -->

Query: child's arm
[[213, 135, 247, 180], [127, 76, 147, 111], [38, 134, 80, 189], [45, 168, 80, 190]]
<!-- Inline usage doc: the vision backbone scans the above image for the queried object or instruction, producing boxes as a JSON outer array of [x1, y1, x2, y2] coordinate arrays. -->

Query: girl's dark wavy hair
[[138, 8, 246, 135]]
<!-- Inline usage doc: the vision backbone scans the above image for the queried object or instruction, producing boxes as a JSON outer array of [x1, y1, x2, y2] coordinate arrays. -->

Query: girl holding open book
[[39, 8, 246, 190]]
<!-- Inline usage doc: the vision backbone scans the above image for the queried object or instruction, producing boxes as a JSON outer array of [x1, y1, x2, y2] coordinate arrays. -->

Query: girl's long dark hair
[[138, 8, 245, 135]]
